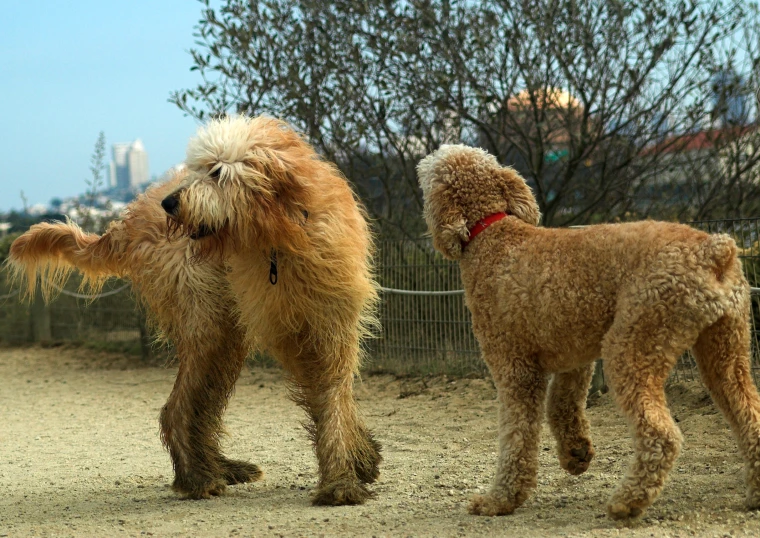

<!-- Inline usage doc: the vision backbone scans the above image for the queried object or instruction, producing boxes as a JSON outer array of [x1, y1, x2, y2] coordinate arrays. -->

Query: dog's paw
[[606, 500, 644, 520], [607, 489, 648, 520], [354, 432, 383, 484], [559, 441, 595, 476], [354, 453, 381, 485], [312, 480, 374, 506], [219, 458, 264, 485], [468, 494, 515, 516], [746, 488, 760, 511], [172, 477, 227, 500]]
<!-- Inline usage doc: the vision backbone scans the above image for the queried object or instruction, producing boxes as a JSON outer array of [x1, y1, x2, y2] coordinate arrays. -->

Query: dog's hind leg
[[158, 300, 260, 499], [310, 386, 375, 505], [282, 341, 380, 506], [602, 314, 691, 520], [469, 361, 548, 516], [692, 311, 760, 510], [547, 363, 596, 475]]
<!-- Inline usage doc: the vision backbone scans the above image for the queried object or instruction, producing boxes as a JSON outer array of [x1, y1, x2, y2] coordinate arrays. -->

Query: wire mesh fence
[[1, 217, 759, 382], [372, 218, 760, 382], [0, 272, 151, 359], [369, 240, 483, 376]]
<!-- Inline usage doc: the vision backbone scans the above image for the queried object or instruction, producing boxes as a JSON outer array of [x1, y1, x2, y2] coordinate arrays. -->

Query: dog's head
[[162, 115, 313, 256], [417, 145, 540, 260]]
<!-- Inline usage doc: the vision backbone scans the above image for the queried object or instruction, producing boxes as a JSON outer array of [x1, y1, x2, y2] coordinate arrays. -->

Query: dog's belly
[[467, 278, 615, 374], [531, 310, 611, 372], [537, 345, 603, 374]]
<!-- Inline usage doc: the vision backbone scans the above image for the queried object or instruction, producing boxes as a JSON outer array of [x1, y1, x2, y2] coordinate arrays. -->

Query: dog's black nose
[[161, 195, 179, 215]]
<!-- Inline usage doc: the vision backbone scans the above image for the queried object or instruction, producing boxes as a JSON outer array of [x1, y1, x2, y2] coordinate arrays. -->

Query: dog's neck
[[465, 212, 509, 248]]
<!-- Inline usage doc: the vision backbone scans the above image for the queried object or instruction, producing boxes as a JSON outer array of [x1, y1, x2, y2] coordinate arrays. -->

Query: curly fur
[[418, 144, 760, 519], [163, 115, 381, 505]]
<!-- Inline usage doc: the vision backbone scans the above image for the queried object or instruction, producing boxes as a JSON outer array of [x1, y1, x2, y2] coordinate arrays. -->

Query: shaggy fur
[[418, 144, 760, 520], [7, 176, 259, 499], [7, 116, 381, 506], [162, 115, 381, 505]]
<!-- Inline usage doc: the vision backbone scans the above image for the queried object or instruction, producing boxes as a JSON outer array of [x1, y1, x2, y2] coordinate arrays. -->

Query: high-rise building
[[110, 143, 130, 189], [110, 139, 149, 189]]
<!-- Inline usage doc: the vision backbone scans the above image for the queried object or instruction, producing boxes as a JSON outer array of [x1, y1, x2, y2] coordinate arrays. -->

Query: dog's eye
[[209, 167, 221, 180]]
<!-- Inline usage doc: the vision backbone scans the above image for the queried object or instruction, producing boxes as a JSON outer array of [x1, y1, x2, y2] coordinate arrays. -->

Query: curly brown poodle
[[7, 116, 381, 506], [417, 144, 760, 520]]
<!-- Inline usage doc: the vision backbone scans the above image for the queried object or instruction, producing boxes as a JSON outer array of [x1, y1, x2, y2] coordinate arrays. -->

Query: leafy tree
[[173, 0, 760, 236]]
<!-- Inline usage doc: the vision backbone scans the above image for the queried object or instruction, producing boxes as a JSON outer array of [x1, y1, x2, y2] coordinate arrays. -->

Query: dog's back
[[454, 218, 746, 369]]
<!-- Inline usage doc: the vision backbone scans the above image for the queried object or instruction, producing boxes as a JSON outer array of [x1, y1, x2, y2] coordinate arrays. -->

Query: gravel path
[[1, 346, 760, 537]]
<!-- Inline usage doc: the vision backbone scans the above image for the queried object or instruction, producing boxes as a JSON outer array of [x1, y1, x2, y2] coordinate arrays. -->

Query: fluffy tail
[[699, 233, 738, 283], [6, 221, 124, 302]]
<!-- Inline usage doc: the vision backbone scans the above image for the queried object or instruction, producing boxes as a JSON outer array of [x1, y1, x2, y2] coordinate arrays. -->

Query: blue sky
[[0, 1, 211, 212]]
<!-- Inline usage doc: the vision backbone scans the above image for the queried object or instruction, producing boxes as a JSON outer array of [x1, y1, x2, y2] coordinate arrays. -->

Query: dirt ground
[[2, 347, 760, 537]]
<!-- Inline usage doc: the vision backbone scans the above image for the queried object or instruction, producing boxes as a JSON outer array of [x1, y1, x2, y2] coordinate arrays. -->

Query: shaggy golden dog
[[7, 116, 381, 506], [417, 144, 760, 519], [161, 115, 380, 505]]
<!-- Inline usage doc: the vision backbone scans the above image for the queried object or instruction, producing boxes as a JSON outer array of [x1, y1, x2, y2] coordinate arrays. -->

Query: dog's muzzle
[[161, 194, 215, 240], [161, 194, 180, 216]]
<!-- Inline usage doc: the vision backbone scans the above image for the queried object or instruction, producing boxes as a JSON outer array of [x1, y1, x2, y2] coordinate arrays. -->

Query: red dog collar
[[465, 212, 508, 246]]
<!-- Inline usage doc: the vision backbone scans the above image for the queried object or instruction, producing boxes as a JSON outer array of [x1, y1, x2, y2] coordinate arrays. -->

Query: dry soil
[[2, 346, 760, 537]]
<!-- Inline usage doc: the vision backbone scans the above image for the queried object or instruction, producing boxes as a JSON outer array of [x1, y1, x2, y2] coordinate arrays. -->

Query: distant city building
[[711, 70, 751, 127], [110, 143, 130, 188], [109, 139, 149, 189]]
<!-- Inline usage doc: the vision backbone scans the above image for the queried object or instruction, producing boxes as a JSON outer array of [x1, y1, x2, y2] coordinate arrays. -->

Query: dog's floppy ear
[[433, 215, 469, 260], [424, 183, 469, 260], [418, 145, 474, 260], [499, 167, 541, 226]]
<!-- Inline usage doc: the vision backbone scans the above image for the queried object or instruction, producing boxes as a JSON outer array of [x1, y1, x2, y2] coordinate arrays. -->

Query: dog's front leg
[[469, 365, 548, 516], [282, 341, 380, 506], [160, 327, 261, 499], [547, 364, 596, 475]]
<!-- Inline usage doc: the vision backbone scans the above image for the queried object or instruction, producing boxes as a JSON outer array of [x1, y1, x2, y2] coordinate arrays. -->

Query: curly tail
[[6, 221, 124, 302], [699, 233, 738, 283]]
